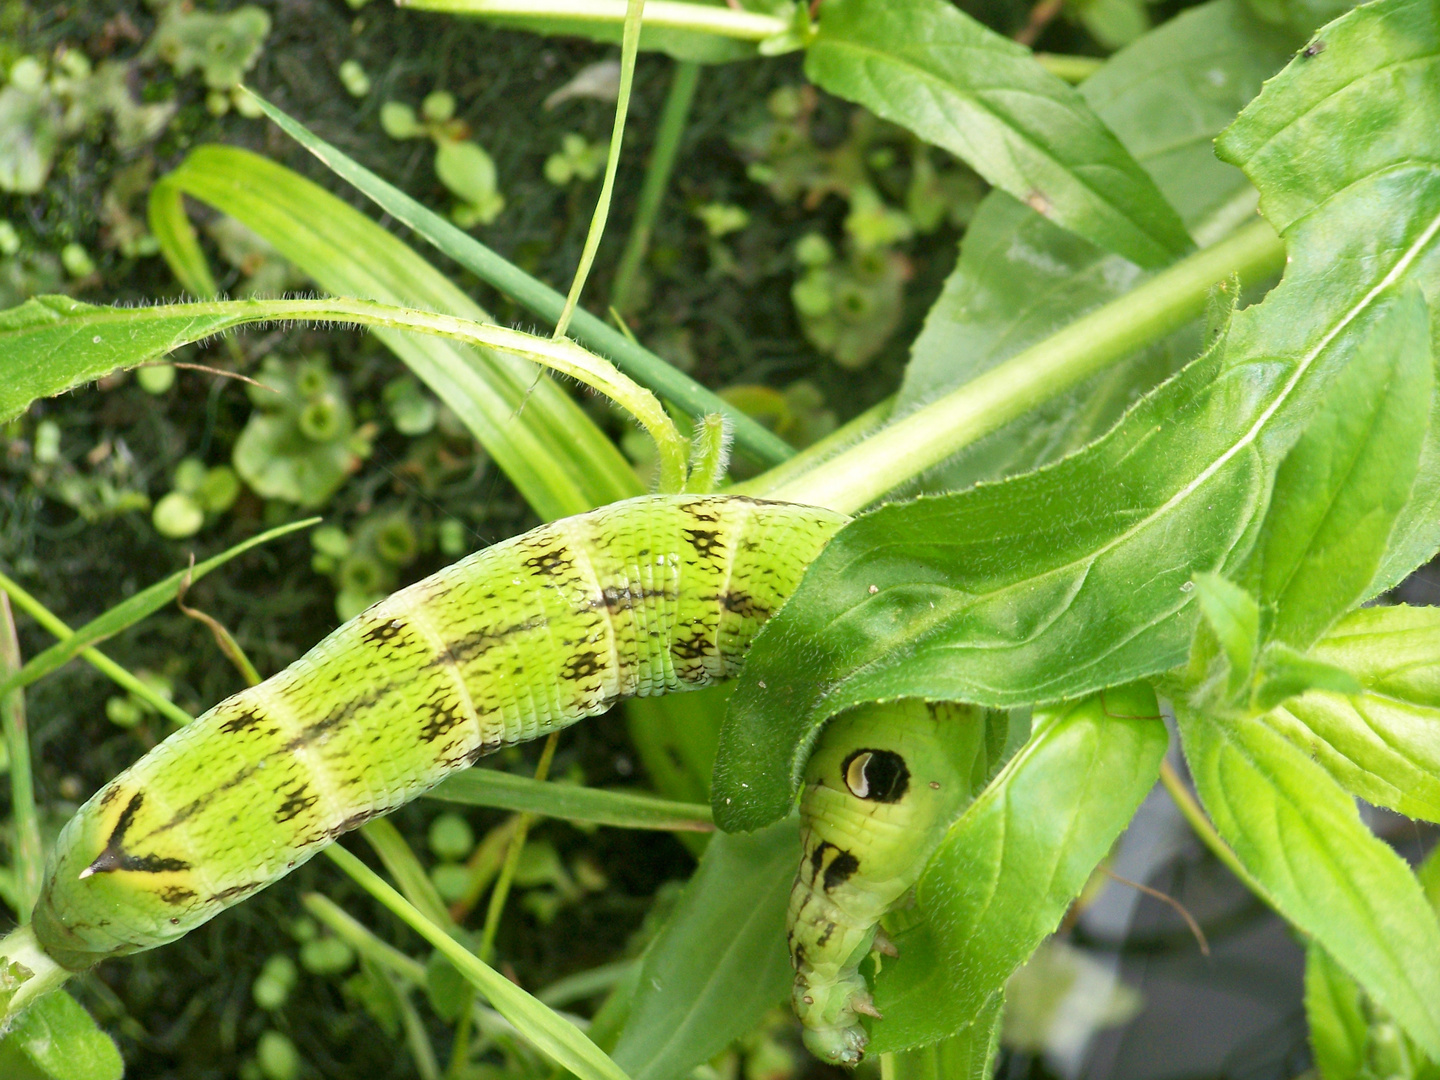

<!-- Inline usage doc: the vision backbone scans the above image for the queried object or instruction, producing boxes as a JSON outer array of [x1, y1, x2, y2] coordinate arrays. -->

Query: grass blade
[[427, 769, 713, 832]]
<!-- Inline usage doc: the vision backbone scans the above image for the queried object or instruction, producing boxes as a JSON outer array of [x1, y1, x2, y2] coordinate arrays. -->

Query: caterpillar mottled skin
[[31, 494, 845, 970], [788, 701, 998, 1065]]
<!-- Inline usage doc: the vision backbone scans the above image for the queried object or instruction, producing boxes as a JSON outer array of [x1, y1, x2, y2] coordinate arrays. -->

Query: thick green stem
[[398, 0, 790, 40], [554, 0, 645, 340], [611, 60, 701, 316], [0, 925, 72, 1026], [0, 597, 41, 921], [764, 219, 1286, 514]]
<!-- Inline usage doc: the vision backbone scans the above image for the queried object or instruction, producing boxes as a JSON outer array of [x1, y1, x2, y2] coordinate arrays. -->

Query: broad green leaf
[[895, 0, 1295, 492], [1267, 606, 1440, 822], [805, 0, 1191, 269], [427, 768, 713, 832], [866, 686, 1166, 1053], [888, 995, 1004, 1080], [1176, 702, 1440, 1056], [245, 94, 793, 468], [0, 990, 122, 1080], [0, 517, 316, 700], [1214, 0, 1440, 592], [150, 145, 640, 520], [1192, 572, 1260, 697], [716, 0, 1440, 829], [1251, 287, 1432, 648], [1306, 942, 1373, 1080], [611, 819, 796, 1080]]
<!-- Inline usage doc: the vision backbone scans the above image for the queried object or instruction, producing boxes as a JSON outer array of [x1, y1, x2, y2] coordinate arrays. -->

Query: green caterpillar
[[31, 494, 845, 969], [788, 700, 1000, 1065]]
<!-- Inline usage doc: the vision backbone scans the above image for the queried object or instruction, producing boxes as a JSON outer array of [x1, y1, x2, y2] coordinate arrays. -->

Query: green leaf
[[887, 995, 1004, 1080], [1251, 287, 1432, 648], [0, 517, 316, 701], [1176, 702, 1440, 1057], [611, 819, 796, 1080], [150, 145, 640, 520], [0, 991, 122, 1080], [1215, 0, 1440, 592], [1253, 641, 1361, 711], [1267, 606, 1440, 822], [805, 0, 1192, 269], [895, 0, 1296, 492], [866, 686, 1166, 1053], [1306, 941, 1371, 1080], [1192, 572, 1260, 697], [426, 768, 713, 832], [716, 0, 1440, 829]]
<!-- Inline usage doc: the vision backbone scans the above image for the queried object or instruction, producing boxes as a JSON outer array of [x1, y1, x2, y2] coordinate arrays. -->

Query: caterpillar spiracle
[[30, 494, 845, 969], [789, 700, 1001, 1065]]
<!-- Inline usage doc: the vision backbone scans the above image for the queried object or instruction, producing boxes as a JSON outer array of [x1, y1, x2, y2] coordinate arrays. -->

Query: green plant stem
[[554, 0, 646, 340], [762, 219, 1286, 514], [479, 732, 560, 964], [1036, 53, 1105, 83], [0, 569, 195, 728], [0, 596, 41, 921], [0, 925, 72, 1022], [610, 60, 701, 316], [246, 92, 796, 468], [1157, 759, 1271, 904], [737, 393, 894, 499], [397, 0, 790, 40]]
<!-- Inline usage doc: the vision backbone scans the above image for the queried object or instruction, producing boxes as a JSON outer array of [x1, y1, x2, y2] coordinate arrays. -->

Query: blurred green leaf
[[1177, 701, 1440, 1057], [1306, 942, 1371, 1080], [0, 990, 122, 1080], [611, 819, 796, 1080], [867, 685, 1166, 1052], [806, 0, 1192, 269]]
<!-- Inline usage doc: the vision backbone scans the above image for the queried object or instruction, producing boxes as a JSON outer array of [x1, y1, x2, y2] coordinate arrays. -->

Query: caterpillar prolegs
[[788, 700, 1004, 1065], [31, 494, 845, 969]]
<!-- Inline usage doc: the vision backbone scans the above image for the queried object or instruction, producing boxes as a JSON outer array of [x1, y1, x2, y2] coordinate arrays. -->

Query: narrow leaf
[[1192, 572, 1260, 697], [427, 769, 713, 832], [1253, 286, 1432, 648], [245, 93, 793, 467], [0, 517, 316, 700], [611, 819, 796, 1080], [867, 686, 1166, 1053], [151, 145, 640, 520], [1176, 702, 1440, 1056], [1253, 642, 1361, 711], [806, 0, 1192, 268]]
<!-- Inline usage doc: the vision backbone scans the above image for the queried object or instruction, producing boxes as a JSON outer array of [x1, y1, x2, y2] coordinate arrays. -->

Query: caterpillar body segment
[[32, 494, 846, 971], [787, 700, 998, 1066]]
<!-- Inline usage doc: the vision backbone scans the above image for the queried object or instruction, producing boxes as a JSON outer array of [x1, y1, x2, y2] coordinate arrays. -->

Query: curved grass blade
[[149, 145, 640, 520], [325, 844, 632, 1080], [0, 517, 316, 701], [241, 93, 793, 468], [427, 769, 713, 832]]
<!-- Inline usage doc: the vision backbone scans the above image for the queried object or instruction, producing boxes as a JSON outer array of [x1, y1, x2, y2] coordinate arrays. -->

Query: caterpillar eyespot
[[788, 700, 1004, 1066]]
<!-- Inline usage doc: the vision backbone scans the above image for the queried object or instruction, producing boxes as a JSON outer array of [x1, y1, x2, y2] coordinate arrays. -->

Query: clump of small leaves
[[232, 354, 372, 508], [145, 0, 271, 116], [382, 90, 504, 227], [543, 132, 607, 186]]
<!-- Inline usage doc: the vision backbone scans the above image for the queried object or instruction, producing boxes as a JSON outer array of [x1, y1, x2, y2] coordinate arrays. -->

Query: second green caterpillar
[[32, 494, 845, 969]]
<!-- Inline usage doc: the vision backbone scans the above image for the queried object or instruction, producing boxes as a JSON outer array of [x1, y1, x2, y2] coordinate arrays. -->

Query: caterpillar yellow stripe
[[32, 494, 845, 970]]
